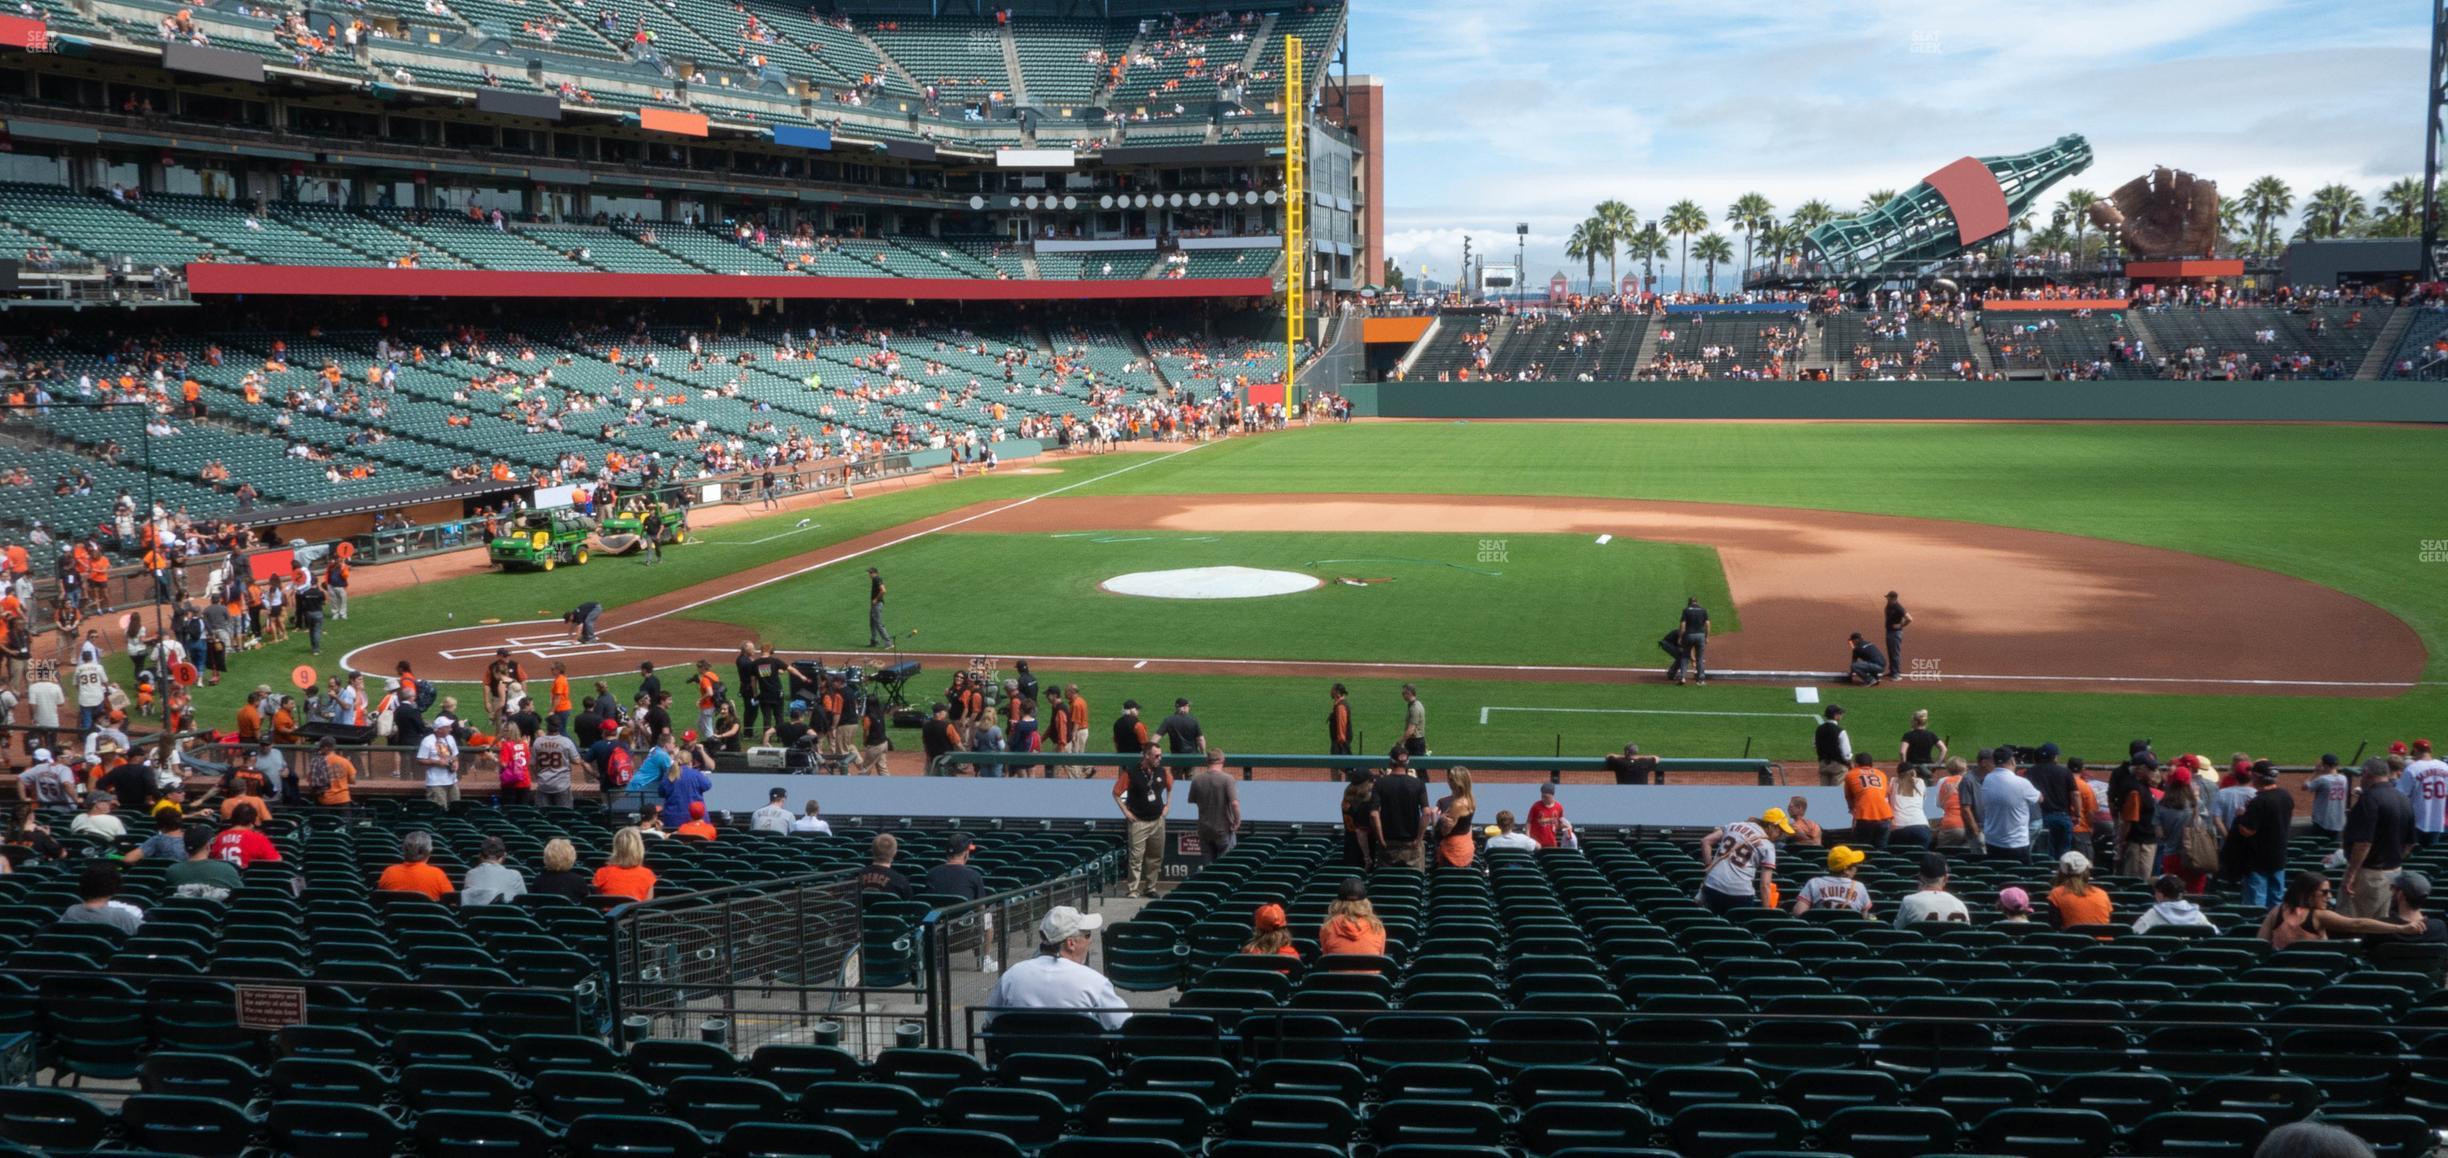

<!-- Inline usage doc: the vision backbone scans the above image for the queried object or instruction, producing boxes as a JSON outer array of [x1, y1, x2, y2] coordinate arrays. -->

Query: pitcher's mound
[[1101, 566, 1322, 599]]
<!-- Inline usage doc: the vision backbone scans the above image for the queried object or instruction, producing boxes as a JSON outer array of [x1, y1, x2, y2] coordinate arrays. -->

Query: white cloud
[[1354, 0, 2428, 286]]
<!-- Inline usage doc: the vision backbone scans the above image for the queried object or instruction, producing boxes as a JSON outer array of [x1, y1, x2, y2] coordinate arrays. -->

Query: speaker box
[[891, 708, 926, 729]]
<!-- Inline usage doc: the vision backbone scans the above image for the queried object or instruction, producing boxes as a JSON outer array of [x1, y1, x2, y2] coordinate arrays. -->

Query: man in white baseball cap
[[988, 905, 1128, 1029]]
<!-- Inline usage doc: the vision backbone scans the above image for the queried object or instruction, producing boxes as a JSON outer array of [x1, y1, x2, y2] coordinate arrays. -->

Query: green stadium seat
[[1668, 1102, 1805, 1158], [0, 1088, 116, 1152], [1972, 1107, 2116, 1158], [1818, 1105, 1960, 1158], [718, 1122, 866, 1158], [265, 1100, 409, 1158], [876, 1128, 1027, 1158], [2126, 1111, 2271, 1156]]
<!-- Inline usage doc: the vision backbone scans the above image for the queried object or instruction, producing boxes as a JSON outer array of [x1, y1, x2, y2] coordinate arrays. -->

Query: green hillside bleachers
[[1010, 17, 1125, 107], [0, 184, 217, 266], [865, 17, 1011, 106], [126, 194, 368, 267]]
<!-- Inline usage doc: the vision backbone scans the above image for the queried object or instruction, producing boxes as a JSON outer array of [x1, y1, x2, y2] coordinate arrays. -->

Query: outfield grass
[[175, 423, 2448, 763], [697, 530, 1734, 665]]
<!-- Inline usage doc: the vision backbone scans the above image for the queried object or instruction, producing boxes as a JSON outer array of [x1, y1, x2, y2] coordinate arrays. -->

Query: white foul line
[[1480, 706, 1825, 725], [337, 446, 1206, 676], [702, 523, 823, 545], [603, 442, 1208, 634]]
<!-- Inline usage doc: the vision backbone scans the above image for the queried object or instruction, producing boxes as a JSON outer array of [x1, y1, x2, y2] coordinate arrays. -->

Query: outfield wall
[[1344, 380, 2448, 422]]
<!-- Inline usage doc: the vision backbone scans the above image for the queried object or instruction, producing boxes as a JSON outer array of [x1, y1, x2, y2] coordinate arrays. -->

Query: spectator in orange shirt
[[1318, 876, 1388, 961], [375, 831, 456, 901], [675, 800, 718, 840], [1239, 903, 1298, 960], [693, 659, 720, 738], [1842, 752, 1896, 848], [2049, 850, 2114, 930], [593, 826, 657, 901]]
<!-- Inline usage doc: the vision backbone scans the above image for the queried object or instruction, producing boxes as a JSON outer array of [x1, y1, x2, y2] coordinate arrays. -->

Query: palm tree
[[2218, 201, 2247, 257], [1727, 191, 1773, 284], [2056, 188, 2097, 263], [1592, 199, 1637, 290], [1661, 199, 1707, 295], [2240, 176, 2292, 258], [1693, 233, 1734, 296], [1790, 199, 1836, 233], [1565, 220, 1599, 293], [2376, 176, 2429, 237], [1860, 189, 1898, 215], [2303, 183, 2366, 240], [1627, 225, 1668, 294]]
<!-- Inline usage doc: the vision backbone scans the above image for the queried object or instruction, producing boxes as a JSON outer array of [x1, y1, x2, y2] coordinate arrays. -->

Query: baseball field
[[213, 418, 2443, 766]]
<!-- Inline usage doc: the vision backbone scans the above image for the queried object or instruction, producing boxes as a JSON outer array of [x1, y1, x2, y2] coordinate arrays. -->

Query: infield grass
[[697, 530, 1735, 665]]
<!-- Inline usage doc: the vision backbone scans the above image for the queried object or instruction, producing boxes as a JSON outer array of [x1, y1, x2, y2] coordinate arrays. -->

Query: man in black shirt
[[2027, 742, 2076, 859], [1668, 598, 1711, 685], [2231, 762, 2295, 908], [1013, 661, 1038, 710], [923, 833, 989, 901], [1883, 591, 1912, 680], [1375, 752, 1428, 868], [505, 695, 543, 742], [2387, 872, 2447, 943], [858, 833, 915, 901], [1603, 743, 1661, 786], [2345, 755, 2418, 918], [754, 646, 785, 736], [919, 703, 956, 775], [1113, 746, 1171, 897], [1846, 633, 1885, 687], [772, 704, 814, 751], [1813, 706, 1850, 787], [1157, 698, 1204, 755], [642, 693, 673, 746], [867, 567, 891, 647], [1112, 701, 1148, 754], [293, 581, 329, 656], [734, 643, 764, 737], [98, 757, 158, 813], [635, 662, 662, 708]]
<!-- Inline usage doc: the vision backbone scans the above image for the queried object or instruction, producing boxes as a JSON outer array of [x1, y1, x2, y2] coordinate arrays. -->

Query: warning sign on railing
[[235, 985, 307, 1032]]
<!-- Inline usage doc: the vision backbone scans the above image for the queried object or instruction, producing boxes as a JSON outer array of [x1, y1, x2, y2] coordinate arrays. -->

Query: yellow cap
[[1760, 807, 1795, 834], [1828, 845, 1866, 873]]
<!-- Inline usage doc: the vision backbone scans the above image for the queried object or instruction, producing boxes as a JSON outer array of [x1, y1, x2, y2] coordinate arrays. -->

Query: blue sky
[[1349, 0, 2430, 289]]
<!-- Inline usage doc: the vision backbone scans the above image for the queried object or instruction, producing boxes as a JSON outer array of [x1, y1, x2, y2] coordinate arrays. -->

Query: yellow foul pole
[[1283, 35, 1305, 412]]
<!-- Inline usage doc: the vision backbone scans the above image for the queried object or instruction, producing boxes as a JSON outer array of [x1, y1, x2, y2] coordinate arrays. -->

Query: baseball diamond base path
[[360, 494, 2426, 697]]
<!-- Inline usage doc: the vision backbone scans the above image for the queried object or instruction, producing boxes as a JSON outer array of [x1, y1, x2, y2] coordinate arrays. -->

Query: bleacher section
[[0, 315, 1226, 542], [1822, 311, 1976, 380], [2142, 306, 2392, 379], [1011, 18, 1126, 107], [0, 820, 2427, 1158], [1647, 312, 1808, 379], [1482, 314, 1649, 380], [0, 186, 1278, 284], [83, 1, 1324, 139], [1397, 304, 2441, 381], [1981, 312, 2151, 379], [865, 17, 1012, 107]]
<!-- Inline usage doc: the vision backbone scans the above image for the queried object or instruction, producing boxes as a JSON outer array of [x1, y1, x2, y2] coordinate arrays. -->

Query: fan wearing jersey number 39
[[1699, 807, 1795, 913], [2407, 739, 2448, 846]]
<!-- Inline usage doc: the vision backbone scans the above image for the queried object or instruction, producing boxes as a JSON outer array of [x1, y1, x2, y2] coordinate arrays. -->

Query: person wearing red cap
[[1240, 903, 1298, 959], [676, 801, 718, 840], [2404, 740, 2448, 848]]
